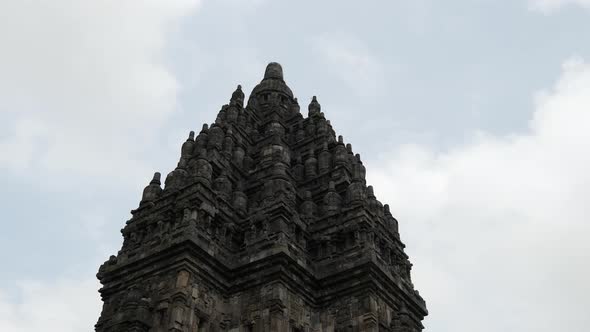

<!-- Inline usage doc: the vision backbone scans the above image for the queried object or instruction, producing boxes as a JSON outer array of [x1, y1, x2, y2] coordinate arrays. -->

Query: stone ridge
[[96, 62, 427, 332]]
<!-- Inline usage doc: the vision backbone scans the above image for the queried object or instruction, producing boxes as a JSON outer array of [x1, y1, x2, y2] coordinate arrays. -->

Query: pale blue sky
[[1, 0, 589, 331]]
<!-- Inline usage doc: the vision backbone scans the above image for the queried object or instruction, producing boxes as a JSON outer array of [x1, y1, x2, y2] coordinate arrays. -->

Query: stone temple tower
[[95, 63, 427, 332]]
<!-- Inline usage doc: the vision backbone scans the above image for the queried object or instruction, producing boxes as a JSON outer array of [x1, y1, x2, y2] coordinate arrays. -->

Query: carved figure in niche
[[261, 181, 274, 206], [304, 148, 317, 178], [295, 122, 305, 142], [182, 208, 198, 226], [323, 181, 342, 215], [261, 221, 269, 237], [248, 224, 257, 243], [207, 125, 224, 150], [232, 190, 248, 213], [283, 180, 297, 206], [223, 129, 234, 157], [232, 143, 245, 167], [292, 155, 304, 181], [199, 204, 216, 230], [266, 113, 284, 136], [272, 134, 290, 165], [318, 142, 331, 174], [214, 171, 232, 200], [299, 190, 317, 221]]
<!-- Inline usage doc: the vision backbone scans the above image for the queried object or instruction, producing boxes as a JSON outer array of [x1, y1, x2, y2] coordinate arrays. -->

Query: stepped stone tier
[[96, 62, 427, 332]]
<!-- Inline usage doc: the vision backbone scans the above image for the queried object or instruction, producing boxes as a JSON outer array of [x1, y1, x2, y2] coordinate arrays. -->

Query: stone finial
[[384, 204, 392, 215], [181, 131, 195, 160], [263, 62, 283, 80], [201, 124, 209, 133], [346, 143, 353, 154], [338, 135, 344, 144], [231, 84, 245, 107], [308, 96, 321, 116], [367, 185, 375, 198], [141, 172, 162, 203], [150, 172, 161, 185]]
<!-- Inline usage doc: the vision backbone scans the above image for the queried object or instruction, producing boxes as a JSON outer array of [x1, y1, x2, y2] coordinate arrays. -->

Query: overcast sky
[[1, 0, 589, 331]]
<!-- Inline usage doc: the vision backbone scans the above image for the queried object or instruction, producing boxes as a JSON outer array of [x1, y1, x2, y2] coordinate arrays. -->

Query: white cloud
[[368, 57, 590, 331], [0, 278, 101, 332], [312, 34, 387, 98], [529, 0, 590, 12], [0, 0, 201, 182]]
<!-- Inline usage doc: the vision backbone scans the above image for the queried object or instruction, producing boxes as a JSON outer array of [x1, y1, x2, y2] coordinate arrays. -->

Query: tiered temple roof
[[96, 62, 427, 332]]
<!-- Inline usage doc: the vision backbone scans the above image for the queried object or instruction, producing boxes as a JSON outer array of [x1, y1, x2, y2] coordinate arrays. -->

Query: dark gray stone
[[96, 62, 427, 332]]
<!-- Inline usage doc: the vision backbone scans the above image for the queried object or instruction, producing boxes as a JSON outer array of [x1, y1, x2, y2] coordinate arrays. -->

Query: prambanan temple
[[96, 63, 427, 331]]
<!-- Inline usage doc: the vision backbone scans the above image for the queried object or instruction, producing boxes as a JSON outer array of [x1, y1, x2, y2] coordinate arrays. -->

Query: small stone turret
[[230, 84, 245, 108], [308, 96, 321, 117], [334, 135, 348, 167], [180, 131, 195, 162], [195, 123, 209, 151], [318, 142, 332, 174], [141, 172, 162, 203]]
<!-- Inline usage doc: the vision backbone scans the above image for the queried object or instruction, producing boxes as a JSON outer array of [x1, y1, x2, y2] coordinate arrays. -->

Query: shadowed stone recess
[[95, 62, 427, 332]]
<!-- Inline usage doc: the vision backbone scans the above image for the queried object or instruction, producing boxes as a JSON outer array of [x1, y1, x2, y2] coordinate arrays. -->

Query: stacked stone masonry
[[96, 62, 427, 332]]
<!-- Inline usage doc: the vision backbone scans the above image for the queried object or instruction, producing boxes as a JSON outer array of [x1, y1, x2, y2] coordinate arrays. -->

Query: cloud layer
[[369, 57, 590, 331], [0, 0, 200, 181], [1, 1, 589, 331], [0, 278, 101, 332], [530, 0, 590, 12], [0, 1, 200, 330]]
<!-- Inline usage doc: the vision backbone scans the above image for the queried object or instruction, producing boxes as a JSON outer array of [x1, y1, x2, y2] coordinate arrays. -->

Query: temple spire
[[263, 62, 284, 80]]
